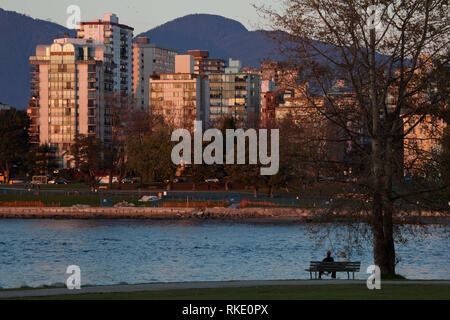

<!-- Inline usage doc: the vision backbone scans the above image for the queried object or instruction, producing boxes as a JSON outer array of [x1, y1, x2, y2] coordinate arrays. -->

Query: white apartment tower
[[77, 14, 134, 94]]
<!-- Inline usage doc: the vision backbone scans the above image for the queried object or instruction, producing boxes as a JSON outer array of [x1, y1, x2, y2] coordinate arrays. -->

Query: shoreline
[[0, 207, 448, 224]]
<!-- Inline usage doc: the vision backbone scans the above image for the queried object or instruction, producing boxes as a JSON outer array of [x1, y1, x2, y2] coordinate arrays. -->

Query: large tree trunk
[[371, 200, 396, 275], [370, 116, 397, 277], [382, 137, 396, 275], [369, 27, 396, 277]]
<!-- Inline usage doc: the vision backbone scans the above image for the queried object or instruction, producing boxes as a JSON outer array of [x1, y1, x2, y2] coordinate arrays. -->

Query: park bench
[[306, 261, 361, 279]]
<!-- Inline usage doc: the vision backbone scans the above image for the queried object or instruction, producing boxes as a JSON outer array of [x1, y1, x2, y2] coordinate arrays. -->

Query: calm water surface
[[0, 220, 448, 288]]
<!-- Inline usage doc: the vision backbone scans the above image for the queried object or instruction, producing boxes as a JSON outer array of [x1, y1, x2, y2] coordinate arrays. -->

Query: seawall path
[[0, 207, 447, 223]]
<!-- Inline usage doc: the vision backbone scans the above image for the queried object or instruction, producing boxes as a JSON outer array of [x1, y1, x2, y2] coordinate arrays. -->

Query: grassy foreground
[[9, 284, 450, 300]]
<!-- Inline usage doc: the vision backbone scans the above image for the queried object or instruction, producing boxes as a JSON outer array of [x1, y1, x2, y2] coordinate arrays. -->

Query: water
[[0, 220, 448, 289]]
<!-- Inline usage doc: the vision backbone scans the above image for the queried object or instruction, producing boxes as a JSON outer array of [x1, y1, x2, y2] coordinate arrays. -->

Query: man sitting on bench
[[319, 251, 336, 279]]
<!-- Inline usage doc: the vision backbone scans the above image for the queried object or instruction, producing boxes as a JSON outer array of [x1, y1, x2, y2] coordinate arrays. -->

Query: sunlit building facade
[[149, 55, 210, 130], [28, 14, 133, 167], [188, 50, 225, 75], [208, 73, 261, 123], [133, 37, 177, 111], [29, 37, 107, 166], [77, 13, 134, 94]]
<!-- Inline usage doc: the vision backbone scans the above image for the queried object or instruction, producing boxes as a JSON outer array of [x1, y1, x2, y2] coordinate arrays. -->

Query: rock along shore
[[0, 207, 447, 224]]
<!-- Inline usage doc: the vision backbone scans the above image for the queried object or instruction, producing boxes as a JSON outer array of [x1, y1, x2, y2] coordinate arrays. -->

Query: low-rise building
[[188, 50, 225, 75], [149, 55, 210, 130]]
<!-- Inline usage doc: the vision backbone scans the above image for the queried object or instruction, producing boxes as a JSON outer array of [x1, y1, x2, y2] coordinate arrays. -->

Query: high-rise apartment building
[[209, 68, 261, 123], [28, 13, 132, 167], [133, 37, 177, 111], [149, 55, 210, 130], [29, 37, 107, 165], [77, 13, 134, 94], [188, 50, 225, 75]]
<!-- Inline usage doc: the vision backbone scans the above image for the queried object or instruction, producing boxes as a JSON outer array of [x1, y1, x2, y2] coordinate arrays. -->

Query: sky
[[0, 0, 277, 34]]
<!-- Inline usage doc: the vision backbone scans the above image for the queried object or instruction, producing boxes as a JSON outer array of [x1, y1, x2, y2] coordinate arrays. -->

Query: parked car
[[98, 177, 119, 185], [122, 178, 139, 184], [205, 178, 219, 183], [318, 177, 336, 182], [10, 179, 27, 184], [139, 195, 161, 202], [48, 179, 69, 185]]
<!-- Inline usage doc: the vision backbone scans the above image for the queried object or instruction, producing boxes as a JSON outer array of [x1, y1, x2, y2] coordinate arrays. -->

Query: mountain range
[[136, 14, 278, 68], [0, 8, 76, 110], [0, 9, 279, 110]]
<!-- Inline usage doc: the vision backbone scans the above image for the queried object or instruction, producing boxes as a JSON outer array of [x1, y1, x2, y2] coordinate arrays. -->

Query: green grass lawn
[[0, 194, 228, 208], [0, 194, 150, 207], [9, 284, 450, 300], [0, 183, 90, 190]]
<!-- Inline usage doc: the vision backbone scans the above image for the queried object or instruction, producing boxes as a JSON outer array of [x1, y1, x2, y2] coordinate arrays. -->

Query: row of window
[[49, 64, 76, 73], [153, 101, 197, 108], [151, 83, 196, 90]]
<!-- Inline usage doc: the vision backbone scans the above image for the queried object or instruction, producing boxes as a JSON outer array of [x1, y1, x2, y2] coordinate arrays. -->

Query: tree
[[440, 126, 450, 189], [126, 126, 177, 187], [67, 134, 103, 190], [27, 144, 58, 177], [0, 108, 30, 183], [226, 161, 262, 197], [123, 107, 157, 143], [124, 109, 163, 186], [266, 114, 317, 196], [185, 161, 211, 191], [223, 123, 264, 198], [103, 93, 136, 189], [258, 0, 449, 275]]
